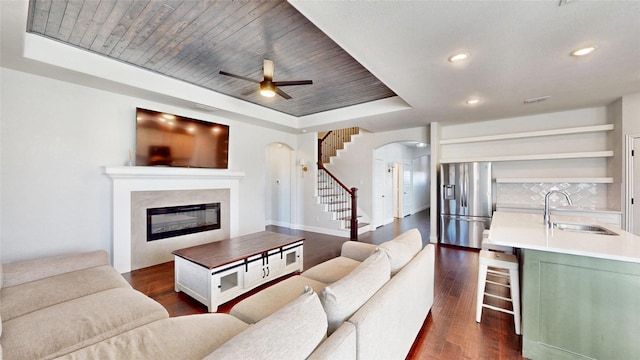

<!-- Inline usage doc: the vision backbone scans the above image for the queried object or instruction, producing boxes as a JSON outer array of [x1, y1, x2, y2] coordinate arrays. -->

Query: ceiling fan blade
[[241, 87, 256, 96], [273, 80, 313, 87], [276, 87, 292, 100], [219, 71, 259, 83], [263, 59, 275, 81]]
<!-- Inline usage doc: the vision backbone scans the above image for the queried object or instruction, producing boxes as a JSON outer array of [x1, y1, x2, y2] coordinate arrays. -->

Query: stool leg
[[476, 263, 488, 323], [510, 268, 521, 335]]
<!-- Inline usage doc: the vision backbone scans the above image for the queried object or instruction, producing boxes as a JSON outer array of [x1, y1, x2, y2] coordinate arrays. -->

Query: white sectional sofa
[[0, 228, 435, 359], [230, 228, 436, 359]]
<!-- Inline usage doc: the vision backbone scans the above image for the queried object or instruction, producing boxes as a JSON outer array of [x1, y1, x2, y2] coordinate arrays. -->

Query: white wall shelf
[[441, 151, 613, 164], [440, 124, 614, 145], [496, 177, 614, 184]]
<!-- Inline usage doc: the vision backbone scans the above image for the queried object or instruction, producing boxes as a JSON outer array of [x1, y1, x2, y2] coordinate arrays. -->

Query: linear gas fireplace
[[147, 203, 221, 241]]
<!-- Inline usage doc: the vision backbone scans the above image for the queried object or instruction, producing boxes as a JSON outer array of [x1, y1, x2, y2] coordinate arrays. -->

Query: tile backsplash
[[496, 182, 607, 208]]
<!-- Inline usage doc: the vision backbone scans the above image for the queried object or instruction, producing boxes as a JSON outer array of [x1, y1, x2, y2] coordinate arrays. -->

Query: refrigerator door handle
[[462, 164, 469, 208]]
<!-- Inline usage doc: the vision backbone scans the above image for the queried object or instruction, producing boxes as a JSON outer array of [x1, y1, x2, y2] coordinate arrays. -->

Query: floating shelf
[[496, 177, 614, 184], [440, 151, 614, 164], [440, 124, 614, 145]]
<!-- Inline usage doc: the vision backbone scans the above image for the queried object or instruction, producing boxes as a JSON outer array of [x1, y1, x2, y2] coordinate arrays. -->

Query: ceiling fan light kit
[[260, 81, 276, 98], [220, 59, 313, 100]]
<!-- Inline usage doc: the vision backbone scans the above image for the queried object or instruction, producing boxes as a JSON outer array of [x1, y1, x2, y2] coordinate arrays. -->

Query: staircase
[[317, 127, 368, 240], [318, 127, 359, 165]]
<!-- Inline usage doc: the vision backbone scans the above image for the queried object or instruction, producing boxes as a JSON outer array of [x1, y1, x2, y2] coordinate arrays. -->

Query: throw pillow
[[379, 228, 423, 275], [321, 248, 390, 334], [205, 287, 327, 359]]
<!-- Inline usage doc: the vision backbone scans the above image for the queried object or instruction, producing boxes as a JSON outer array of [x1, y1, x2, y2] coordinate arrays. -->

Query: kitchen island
[[487, 211, 640, 360]]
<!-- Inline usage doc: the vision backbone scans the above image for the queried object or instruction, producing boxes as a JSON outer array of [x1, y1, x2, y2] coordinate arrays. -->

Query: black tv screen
[[135, 108, 229, 169]]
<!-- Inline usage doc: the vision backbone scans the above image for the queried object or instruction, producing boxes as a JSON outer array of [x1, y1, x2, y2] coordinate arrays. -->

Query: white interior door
[[393, 163, 401, 218], [266, 144, 292, 227], [374, 159, 386, 227], [402, 162, 412, 217], [384, 163, 394, 222], [632, 137, 640, 235]]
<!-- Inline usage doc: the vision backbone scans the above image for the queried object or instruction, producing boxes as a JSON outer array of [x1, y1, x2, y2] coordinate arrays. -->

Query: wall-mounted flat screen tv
[[136, 108, 229, 169]]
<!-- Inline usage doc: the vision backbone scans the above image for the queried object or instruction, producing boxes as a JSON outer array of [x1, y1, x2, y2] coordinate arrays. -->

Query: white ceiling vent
[[523, 96, 551, 105]]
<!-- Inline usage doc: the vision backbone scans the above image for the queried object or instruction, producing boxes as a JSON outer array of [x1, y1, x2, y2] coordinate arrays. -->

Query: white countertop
[[487, 211, 640, 264]]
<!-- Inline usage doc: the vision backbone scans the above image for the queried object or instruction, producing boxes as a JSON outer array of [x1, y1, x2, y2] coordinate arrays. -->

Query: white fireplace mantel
[[104, 166, 245, 273]]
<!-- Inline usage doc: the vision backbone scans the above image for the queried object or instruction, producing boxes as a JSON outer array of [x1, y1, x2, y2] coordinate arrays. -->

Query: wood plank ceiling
[[26, 0, 396, 117]]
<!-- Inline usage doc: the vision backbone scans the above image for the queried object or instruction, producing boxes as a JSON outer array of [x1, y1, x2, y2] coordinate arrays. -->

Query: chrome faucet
[[544, 190, 572, 228]]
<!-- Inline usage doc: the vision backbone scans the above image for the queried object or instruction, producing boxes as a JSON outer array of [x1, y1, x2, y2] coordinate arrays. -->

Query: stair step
[[323, 201, 348, 205], [338, 215, 362, 221], [346, 222, 369, 229]]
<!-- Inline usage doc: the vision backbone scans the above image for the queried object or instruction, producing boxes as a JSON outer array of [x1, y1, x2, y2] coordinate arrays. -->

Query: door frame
[[625, 134, 640, 233]]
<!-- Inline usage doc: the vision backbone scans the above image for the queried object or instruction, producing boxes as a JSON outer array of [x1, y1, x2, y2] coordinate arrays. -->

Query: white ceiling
[[2, 1, 640, 133]]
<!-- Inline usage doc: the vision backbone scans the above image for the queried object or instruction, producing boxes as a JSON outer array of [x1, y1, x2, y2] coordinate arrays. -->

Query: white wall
[[412, 154, 430, 212], [0, 68, 297, 263]]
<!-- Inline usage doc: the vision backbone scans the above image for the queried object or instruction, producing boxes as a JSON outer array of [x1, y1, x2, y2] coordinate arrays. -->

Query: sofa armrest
[[347, 244, 435, 359], [340, 242, 377, 262], [2, 250, 109, 288], [308, 321, 356, 360]]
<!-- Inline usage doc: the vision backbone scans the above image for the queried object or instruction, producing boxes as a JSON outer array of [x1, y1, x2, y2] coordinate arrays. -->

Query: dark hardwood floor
[[123, 209, 523, 359]]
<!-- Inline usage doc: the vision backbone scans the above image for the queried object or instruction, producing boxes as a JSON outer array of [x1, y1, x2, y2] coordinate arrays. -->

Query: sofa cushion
[[2, 287, 168, 359], [1, 265, 132, 321], [230, 275, 326, 324], [207, 287, 327, 360], [379, 228, 423, 275], [340, 241, 378, 262], [302, 256, 361, 284], [56, 314, 249, 360], [320, 248, 390, 334], [1, 250, 109, 288]]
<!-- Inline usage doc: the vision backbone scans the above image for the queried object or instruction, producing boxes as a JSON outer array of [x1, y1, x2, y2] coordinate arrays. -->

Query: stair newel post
[[350, 187, 358, 241]]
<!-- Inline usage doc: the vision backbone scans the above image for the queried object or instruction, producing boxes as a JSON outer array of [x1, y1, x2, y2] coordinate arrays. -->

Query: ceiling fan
[[219, 59, 313, 100]]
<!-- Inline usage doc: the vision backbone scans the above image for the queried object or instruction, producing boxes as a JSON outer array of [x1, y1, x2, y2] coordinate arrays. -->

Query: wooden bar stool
[[475, 249, 521, 335]]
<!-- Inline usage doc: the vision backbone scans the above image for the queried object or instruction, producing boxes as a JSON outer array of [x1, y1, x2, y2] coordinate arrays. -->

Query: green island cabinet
[[522, 249, 640, 359]]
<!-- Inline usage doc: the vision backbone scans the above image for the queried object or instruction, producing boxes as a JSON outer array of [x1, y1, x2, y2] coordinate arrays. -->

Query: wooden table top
[[172, 231, 304, 269]]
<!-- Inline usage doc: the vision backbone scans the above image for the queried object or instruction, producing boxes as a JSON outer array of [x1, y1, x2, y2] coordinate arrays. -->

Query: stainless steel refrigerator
[[439, 162, 492, 249]]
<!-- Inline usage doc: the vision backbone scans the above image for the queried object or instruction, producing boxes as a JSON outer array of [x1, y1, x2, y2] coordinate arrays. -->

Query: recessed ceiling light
[[571, 45, 598, 57], [465, 98, 481, 105], [448, 52, 470, 63]]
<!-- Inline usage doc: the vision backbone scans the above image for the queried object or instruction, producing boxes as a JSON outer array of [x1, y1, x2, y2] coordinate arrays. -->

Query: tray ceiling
[[26, 0, 396, 117]]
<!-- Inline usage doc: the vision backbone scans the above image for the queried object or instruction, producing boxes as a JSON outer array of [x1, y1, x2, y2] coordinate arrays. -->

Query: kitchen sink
[[552, 222, 619, 236]]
